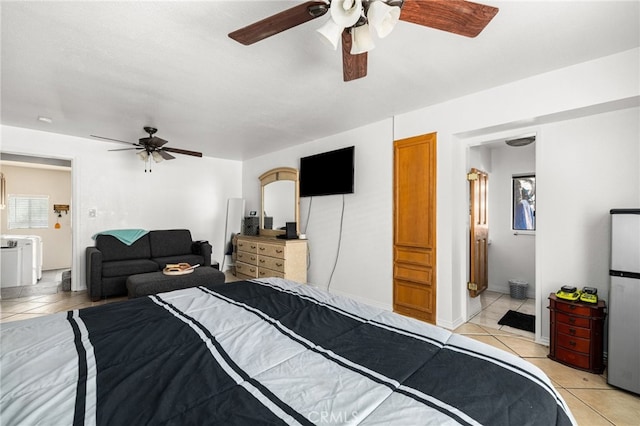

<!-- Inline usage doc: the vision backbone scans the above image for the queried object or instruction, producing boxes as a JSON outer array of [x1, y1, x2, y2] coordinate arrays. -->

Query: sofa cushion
[[152, 254, 206, 270], [102, 259, 159, 278], [96, 234, 151, 262], [149, 229, 194, 258]]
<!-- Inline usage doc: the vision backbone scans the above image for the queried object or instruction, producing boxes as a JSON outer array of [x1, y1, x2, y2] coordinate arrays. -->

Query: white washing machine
[[1, 235, 39, 285], [1, 245, 23, 288]]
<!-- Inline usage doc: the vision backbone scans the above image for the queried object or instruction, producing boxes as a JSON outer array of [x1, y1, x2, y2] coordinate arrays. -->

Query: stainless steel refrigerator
[[608, 209, 640, 394]]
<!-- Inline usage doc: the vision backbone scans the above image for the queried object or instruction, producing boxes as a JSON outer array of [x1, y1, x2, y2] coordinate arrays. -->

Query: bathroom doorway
[[466, 135, 536, 336]]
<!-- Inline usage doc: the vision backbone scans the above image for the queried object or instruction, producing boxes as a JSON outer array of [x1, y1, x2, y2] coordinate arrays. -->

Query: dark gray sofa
[[86, 229, 214, 301]]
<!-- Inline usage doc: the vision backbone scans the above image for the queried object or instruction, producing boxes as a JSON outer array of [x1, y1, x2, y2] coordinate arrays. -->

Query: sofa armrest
[[86, 247, 103, 302], [191, 240, 212, 267]]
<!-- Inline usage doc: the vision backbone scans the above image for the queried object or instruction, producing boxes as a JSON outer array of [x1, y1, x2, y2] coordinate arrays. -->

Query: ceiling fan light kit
[[228, 0, 499, 81]]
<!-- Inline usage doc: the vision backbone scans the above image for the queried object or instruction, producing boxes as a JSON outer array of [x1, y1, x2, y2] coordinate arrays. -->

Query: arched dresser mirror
[[259, 167, 300, 237]]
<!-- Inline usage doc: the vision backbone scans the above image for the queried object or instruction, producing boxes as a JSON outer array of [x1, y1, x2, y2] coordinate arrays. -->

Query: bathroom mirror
[[259, 167, 299, 237]]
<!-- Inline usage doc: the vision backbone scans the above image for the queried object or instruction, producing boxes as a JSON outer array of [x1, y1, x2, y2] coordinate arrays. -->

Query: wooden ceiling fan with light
[[228, 0, 499, 82]]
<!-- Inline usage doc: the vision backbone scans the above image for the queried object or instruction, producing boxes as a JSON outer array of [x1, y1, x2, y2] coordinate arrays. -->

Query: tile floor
[[1, 283, 638, 424]]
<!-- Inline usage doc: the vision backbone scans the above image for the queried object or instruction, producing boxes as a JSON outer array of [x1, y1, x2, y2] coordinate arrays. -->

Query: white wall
[[241, 49, 639, 339], [243, 119, 394, 309], [1, 125, 243, 291]]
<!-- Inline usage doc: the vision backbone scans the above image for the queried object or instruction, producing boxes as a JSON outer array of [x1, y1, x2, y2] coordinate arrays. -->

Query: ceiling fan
[[228, 0, 499, 82], [90, 127, 202, 172]]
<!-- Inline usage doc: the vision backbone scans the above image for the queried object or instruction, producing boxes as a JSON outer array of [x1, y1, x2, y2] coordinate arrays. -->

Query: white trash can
[[509, 279, 528, 300]]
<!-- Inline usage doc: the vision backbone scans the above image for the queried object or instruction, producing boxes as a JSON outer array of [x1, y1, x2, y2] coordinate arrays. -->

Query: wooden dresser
[[548, 293, 606, 373], [235, 235, 307, 283]]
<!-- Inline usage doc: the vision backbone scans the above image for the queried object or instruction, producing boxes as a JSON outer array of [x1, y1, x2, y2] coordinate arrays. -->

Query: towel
[[92, 229, 149, 246]]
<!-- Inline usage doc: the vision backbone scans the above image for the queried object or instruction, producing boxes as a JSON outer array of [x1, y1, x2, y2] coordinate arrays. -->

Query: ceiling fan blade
[[108, 148, 142, 151], [229, 1, 328, 45], [139, 136, 169, 148], [150, 136, 168, 148], [163, 147, 203, 158], [341, 30, 367, 82], [90, 135, 139, 146], [400, 0, 499, 38], [158, 150, 176, 160]]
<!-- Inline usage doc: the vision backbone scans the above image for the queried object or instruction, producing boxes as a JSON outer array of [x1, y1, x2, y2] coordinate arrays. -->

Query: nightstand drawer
[[556, 312, 590, 328], [236, 262, 258, 278], [258, 256, 285, 273], [555, 302, 593, 317], [236, 251, 258, 265], [557, 322, 591, 339], [557, 333, 590, 354], [555, 346, 591, 370], [258, 243, 285, 259]]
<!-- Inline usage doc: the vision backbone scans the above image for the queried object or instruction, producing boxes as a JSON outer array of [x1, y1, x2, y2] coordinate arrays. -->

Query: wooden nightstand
[[548, 293, 606, 373]]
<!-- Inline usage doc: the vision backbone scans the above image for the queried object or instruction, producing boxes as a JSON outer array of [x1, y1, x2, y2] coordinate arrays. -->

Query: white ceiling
[[1, 1, 638, 161]]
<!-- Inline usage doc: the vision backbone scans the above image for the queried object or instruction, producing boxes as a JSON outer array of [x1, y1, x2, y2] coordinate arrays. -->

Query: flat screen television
[[300, 146, 354, 197]]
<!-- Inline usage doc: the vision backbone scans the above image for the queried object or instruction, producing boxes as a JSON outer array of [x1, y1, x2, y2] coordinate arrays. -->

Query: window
[[512, 175, 535, 231], [7, 195, 49, 229]]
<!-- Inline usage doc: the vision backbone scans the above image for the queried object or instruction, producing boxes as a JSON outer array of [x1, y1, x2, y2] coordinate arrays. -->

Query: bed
[[1, 278, 575, 425]]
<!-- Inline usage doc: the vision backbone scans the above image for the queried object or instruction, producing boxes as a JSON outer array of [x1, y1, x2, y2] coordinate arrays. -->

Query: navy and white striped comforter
[[1, 278, 576, 425]]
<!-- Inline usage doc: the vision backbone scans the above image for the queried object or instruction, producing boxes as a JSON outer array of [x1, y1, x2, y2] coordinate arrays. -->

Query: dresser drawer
[[556, 312, 590, 328], [258, 243, 285, 259], [258, 268, 285, 279], [557, 333, 591, 354], [554, 302, 593, 317], [237, 240, 258, 253], [236, 251, 258, 265], [258, 256, 285, 273], [236, 262, 258, 278], [557, 322, 591, 339], [554, 346, 591, 370]]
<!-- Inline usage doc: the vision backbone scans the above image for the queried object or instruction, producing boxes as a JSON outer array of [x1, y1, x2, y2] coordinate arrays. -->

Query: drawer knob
[[569, 341, 576, 347], [569, 328, 576, 335], [259, 259, 265, 263], [259, 247, 265, 251], [276, 263, 283, 267], [569, 318, 576, 324], [276, 249, 283, 254]]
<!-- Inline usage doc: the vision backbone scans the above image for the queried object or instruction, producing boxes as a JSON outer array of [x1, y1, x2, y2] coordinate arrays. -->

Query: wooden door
[[468, 168, 488, 297], [393, 133, 437, 323]]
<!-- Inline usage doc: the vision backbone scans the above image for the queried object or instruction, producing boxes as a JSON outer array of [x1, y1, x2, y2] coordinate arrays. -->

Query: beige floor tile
[[480, 290, 502, 308], [517, 298, 536, 315], [486, 295, 526, 312], [454, 322, 491, 335], [558, 389, 613, 425], [0, 301, 50, 313], [496, 335, 548, 358], [31, 292, 78, 303], [527, 358, 611, 389], [469, 309, 504, 327], [567, 388, 640, 426], [466, 334, 517, 355]]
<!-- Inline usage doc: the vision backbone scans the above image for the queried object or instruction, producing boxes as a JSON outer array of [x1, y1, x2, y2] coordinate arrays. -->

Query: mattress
[[0, 278, 576, 425]]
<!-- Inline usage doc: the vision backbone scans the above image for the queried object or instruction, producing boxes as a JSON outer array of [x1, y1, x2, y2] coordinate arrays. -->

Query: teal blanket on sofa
[[91, 229, 149, 246]]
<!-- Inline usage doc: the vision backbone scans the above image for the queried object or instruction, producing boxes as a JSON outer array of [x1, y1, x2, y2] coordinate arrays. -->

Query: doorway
[[0, 153, 73, 299], [466, 136, 536, 331]]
